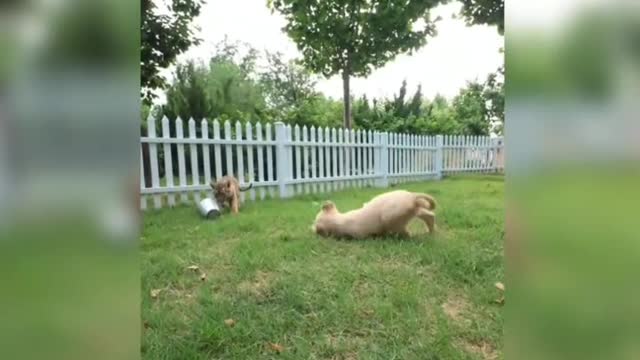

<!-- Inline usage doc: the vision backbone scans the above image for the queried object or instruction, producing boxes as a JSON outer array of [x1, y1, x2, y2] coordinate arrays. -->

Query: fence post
[[275, 121, 291, 198], [435, 135, 443, 180], [375, 132, 389, 188]]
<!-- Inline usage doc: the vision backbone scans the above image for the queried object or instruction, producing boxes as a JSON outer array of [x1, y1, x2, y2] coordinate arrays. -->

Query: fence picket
[[213, 120, 223, 183], [224, 121, 234, 179], [310, 126, 317, 193], [466, 135, 471, 171], [413, 135, 418, 179], [486, 136, 491, 171], [265, 123, 275, 198], [140, 147, 146, 210], [404, 134, 409, 179], [256, 122, 266, 199], [235, 121, 245, 203], [416, 135, 421, 177], [147, 116, 162, 208], [388, 133, 394, 179], [331, 128, 338, 191], [201, 119, 211, 191], [302, 125, 310, 194], [339, 128, 346, 190], [456, 135, 462, 171], [162, 117, 175, 206], [343, 129, 350, 188], [368, 130, 374, 186], [475, 136, 480, 171], [325, 127, 331, 192], [246, 122, 256, 201], [188, 118, 201, 203], [418, 135, 424, 177], [471, 136, 475, 170], [444, 135, 450, 171], [294, 125, 302, 195], [176, 117, 188, 203], [357, 130, 363, 188], [317, 126, 325, 193], [350, 129, 356, 188]]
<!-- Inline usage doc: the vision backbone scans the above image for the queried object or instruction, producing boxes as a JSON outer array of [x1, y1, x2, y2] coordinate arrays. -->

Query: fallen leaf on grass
[[494, 282, 505, 291], [187, 265, 200, 272], [224, 319, 236, 327], [150, 289, 162, 299], [268, 342, 284, 353], [200, 273, 207, 281]]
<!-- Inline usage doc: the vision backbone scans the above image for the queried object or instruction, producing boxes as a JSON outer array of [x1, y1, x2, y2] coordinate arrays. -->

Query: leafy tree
[[483, 66, 504, 134], [284, 95, 344, 128], [269, 0, 443, 129], [260, 52, 319, 111], [424, 94, 460, 134], [407, 84, 424, 117], [391, 80, 409, 118], [454, 0, 504, 34], [141, 0, 203, 104], [164, 61, 210, 121], [162, 46, 267, 123], [451, 81, 490, 135]]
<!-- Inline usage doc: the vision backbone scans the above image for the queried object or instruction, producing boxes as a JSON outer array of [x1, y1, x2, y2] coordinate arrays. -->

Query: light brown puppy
[[312, 190, 436, 239], [210, 176, 252, 214]]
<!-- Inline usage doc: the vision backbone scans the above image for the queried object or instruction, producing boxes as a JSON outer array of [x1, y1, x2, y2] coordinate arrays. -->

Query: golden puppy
[[312, 190, 436, 239], [210, 176, 252, 214]]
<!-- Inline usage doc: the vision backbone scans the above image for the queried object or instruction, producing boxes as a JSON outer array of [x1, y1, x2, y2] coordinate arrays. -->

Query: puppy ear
[[322, 201, 335, 212]]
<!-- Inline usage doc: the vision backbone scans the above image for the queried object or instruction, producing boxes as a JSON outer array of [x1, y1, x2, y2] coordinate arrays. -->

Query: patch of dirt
[[237, 271, 274, 300], [329, 352, 358, 360], [353, 279, 372, 298], [461, 340, 499, 360], [441, 296, 471, 324], [325, 333, 366, 360]]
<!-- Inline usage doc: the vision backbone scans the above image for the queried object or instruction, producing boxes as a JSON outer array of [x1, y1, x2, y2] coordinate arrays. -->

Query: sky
[[166, 0, 504, 102]]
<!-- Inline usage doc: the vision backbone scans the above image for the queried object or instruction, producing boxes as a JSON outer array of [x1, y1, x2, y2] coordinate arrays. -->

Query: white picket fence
[[140, 117, 504, 210]]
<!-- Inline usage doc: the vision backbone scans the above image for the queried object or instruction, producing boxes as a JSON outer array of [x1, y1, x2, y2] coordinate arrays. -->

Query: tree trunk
[[342, 70, 352, 129]]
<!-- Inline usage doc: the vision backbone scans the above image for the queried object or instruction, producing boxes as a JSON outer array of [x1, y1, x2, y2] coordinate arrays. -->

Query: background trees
[[142, 1, 505, 136], [149, 38, 502, 136], [141, 0, 203, 104], [268, 0, 444, 129]]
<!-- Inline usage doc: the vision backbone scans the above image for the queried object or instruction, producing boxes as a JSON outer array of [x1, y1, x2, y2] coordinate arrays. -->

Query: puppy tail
[[239, 183, 253, 192], [415, 193, 436, 210]]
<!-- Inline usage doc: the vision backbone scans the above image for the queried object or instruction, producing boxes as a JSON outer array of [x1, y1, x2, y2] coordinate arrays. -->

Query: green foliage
[[269, 0, 442, 78], [452, 81, 490, 135], [260, 52, 319, 110], [269, 0, 444, 127], [157, 41, 504, 135], [454, 0, 504, 34], [352, 80, 498, 136], [141, 0, 203, 104], [483, 67, 504, 135], [161, 40, 268, 123], [281, 95, 344, 129]]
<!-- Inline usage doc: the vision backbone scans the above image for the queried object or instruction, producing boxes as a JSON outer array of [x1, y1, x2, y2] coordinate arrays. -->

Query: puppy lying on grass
[[312, 190, 436, 239]]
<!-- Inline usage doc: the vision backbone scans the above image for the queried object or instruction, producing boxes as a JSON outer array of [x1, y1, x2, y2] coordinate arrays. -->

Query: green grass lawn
[[142, 175, 504, 360]]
